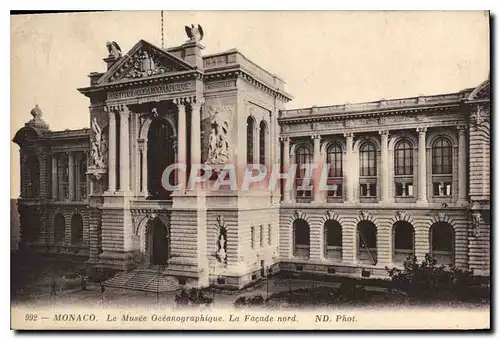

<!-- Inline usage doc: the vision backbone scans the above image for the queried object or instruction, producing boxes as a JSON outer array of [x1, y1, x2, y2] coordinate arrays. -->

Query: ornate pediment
[[97, 40, 195, 85]]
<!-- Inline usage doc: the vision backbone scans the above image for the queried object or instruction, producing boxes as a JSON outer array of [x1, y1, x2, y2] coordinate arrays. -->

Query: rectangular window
[[360, 183, 376, 197], [268, 224, 272, 246], [295, 177, 312, 199], [327, 182, 343, 198], [251, 226, 255, 249], [433, 181, 452, 196], [259, 225, 264, 247], [57, 155, 69, 200], [395, 181, 414, 197]]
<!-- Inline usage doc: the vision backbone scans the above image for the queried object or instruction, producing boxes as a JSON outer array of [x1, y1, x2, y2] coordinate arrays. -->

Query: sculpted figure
[[106, 41, 122, 59], [185, 24, 204, 42], [206, 109, 231, 165]]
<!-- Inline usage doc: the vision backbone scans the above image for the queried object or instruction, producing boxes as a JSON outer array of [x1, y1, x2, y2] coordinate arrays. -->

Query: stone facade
[[13, 37, 490, 290]]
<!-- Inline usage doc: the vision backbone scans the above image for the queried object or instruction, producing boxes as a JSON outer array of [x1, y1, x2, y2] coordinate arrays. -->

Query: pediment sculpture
[[125, 49, 179, 79]]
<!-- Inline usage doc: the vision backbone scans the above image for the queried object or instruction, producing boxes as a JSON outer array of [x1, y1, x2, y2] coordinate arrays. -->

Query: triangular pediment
[[97, 40, 195, 85]]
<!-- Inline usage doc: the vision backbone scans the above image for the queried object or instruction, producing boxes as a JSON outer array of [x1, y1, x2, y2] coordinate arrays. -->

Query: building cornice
[[278, 102, 461, 125]]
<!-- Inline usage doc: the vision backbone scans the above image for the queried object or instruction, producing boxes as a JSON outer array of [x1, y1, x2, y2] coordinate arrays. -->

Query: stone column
[[281, 137, 291, 202], [68, 152, 75, 201], [137, 139, 145, 195], [190, 100, 202, 185], [311, 134, 324, 203], [176, 100, 187, 192], [253, 124, 261, 165], [51, 154, 58, 199], [344, 133, 354, 203], [107, 108, 117, 193], [119, 106, 130, 192], [141, 141, 149, 197], [458, 126, 467, 203], [416, 127, 427, 204], [379, 130, 390, 203]]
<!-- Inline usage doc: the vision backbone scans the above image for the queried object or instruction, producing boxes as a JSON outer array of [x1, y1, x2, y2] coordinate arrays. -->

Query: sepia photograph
[[9, 10, 491, 330]]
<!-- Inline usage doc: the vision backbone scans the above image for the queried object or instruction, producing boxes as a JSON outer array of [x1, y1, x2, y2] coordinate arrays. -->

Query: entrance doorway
[[147, 118, 175, 200], [148, 219, 169, 265], [260, 260, 266, 277]]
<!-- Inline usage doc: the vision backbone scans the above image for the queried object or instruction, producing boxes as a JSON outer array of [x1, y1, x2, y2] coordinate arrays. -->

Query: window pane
[[432, 138, 452, 175]]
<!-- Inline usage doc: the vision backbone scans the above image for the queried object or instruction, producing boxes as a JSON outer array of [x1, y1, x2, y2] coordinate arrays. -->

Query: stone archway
[[146, 218, 170, 266]]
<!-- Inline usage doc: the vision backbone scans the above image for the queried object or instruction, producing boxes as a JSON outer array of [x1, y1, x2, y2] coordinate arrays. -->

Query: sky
[[10, 11, 490, 198]]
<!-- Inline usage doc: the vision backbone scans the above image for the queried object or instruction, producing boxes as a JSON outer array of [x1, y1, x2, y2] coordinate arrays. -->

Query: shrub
[[233, 296, 247, 308], [233, 294, 265, 308], [386, 254, 473, 301], [175, 288, 213, 307], [247, 294, 265, 306]]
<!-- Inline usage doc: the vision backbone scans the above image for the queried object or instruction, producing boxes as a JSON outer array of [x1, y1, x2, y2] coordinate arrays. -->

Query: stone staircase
[[104, 268, 180, 293]]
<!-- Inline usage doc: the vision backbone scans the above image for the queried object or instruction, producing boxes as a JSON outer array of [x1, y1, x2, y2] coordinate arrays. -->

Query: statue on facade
[[206, 108, 230, 165], [106, 41, 122, 59], [215, 215, 228, 265], [90, 117, 107, 169], [185, 24, 204, 42]]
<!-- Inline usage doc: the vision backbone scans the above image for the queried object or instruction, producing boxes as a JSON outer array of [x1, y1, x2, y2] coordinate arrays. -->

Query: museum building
[[13, 31, 491, 290]]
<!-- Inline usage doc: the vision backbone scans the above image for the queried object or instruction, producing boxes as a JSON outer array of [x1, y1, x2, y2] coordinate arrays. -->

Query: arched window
[[430, 222, 455, 266], [54, 213, 65, 245], [246, 116, 255, 165], [393, 221, 414, 263], [326, 143, 343, 198], [357, 221, 377, 265], [359, 142, 377, 198], [71, 214, 83, 245], [295, 144, 312, 200], [259, 121, 267, 166], [324, 220, 342, 261], [293, 219, 310, 259], [57, 154, 69, 200], [394, 139, 414, 197], [23, 155, 40, 198], [147, 118, 175, 199], [432, 138, 453, 196], [75, 152, 87, 201]]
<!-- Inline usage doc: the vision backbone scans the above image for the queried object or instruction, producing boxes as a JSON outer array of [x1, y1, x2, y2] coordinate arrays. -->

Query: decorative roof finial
[[30, 104, 43, 119]]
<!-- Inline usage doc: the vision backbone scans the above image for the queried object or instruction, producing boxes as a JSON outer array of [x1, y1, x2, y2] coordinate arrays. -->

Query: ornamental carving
[[125, 49, 179, 78], [395, 210, 409, 221], [359, 210, 369, 221], [470, 211, 482, 238], [205, 105, 234, 165], [437, 212, 446, 221], [471, 104, 490, 127], [108, 47, 184, 82]]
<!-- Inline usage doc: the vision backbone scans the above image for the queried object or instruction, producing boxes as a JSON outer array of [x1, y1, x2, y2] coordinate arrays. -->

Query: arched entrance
[[71, 214, 83, 245], [147, 118, 175, 200], [357, 221, 377, 265], [430, 222, 455, 266], [54, 213, 65, 245], [393, 221, 414, 263], [293, 218, 310, 259], [324, 220, 342, 261], [147, 218, 170, 265]]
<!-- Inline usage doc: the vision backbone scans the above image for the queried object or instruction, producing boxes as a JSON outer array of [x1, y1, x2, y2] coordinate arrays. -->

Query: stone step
[[104, 269, 180, 293]]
